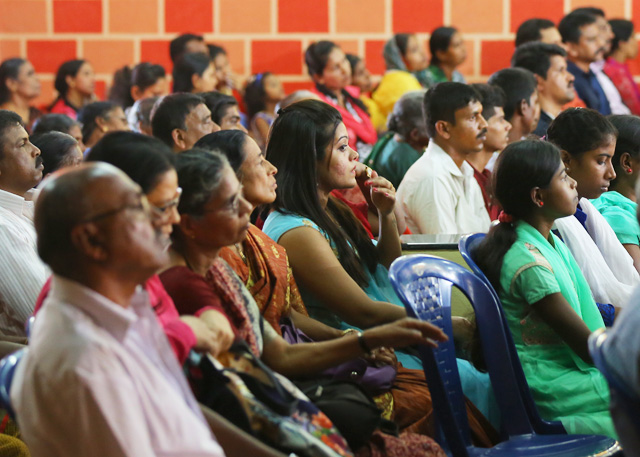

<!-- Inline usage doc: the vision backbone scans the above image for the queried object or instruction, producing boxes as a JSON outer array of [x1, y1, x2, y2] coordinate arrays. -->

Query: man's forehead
[[455, 101, 483, 116]]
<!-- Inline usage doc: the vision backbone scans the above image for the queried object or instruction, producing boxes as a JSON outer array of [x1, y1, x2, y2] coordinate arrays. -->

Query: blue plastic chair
[[389, 254, 621, 457], [25, 316, 34, 339], [589, 328, 640, 454], [459, 233, 566, 435], [0, 348, 26, 419]]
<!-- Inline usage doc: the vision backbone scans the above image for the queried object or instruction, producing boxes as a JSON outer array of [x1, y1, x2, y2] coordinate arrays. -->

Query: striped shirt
[[0, 188, 47, 336]]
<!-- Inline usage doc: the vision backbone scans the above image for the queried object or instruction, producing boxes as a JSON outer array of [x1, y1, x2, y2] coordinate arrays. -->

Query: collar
[[426, 141, 469, 178], [590, 60, 605, 72], [48, 275, 141, 342], [0, 188, 28, 217], [574, 202, 588, 230]]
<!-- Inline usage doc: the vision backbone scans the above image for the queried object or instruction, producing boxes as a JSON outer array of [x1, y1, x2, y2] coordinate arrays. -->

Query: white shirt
[[396, 141, 491, 235], [0, 188, 48, 336], [12, 275, 225, 457], [591, 60, 631, 115]]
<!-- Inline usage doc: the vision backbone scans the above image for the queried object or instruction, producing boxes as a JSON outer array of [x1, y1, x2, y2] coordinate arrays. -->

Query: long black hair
[[31, 131, 79, 176], [109, 62, 166, 109], [49, 59, 87, 109], [77, 101, 118, 144], [244, 72, 272, 120], [475, 140, 562, 290], [430, 26, 458, 66], [304, 41, 368, 114], [546, 108, 617, 159], [266, 99, 377, 287], [0, 58, 27, 105]]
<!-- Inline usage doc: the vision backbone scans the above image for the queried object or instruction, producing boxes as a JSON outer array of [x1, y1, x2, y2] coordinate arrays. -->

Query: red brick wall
[[0, 0, 638, 107]]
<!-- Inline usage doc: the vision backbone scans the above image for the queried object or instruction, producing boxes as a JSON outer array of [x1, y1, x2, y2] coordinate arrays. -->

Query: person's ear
[[435, 120, 451, 140], [178, 214, 198, 241], [5, 77, 18, 94], [620, 152, 633, 173], [95, 116, 109, 133], [172, 128, 187, 150], [70, 223, 108, 261], [565, 42, 579, 59], [534, 74, 546, 95], [311, 72, 324, 86], [560, 149, 572, 168], [517, 99, 529, 117], [191, 74, 202, 92], [65, 74, 76, 90], [130, 85, 143, 102], [530, 187, 545, 207], [408, 127, 420, 143]]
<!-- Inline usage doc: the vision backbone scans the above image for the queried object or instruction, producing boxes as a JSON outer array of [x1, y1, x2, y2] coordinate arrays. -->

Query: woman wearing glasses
[[34, 131, 235, 362]]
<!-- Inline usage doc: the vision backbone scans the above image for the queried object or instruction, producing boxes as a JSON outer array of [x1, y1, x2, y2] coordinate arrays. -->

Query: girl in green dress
[[474, 139, 616, 438]]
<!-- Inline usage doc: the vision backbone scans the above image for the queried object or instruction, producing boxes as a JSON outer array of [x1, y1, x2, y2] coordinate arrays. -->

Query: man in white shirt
[[0, 110, 47, 336], [396, 83, 491, 235], [12, 163, 225, 457]]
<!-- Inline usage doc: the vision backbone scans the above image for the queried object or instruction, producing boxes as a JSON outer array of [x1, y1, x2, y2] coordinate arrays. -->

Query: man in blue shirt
[[559, 12, 611, 114]]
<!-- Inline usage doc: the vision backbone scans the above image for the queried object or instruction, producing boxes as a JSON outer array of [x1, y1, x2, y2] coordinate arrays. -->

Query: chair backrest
[[458, 234, 566, 435], [390, 254, 539, 448], [0, 348, 27, 419]]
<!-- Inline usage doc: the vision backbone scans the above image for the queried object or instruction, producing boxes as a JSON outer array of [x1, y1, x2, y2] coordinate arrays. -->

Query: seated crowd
[[0, 6, 639, 456]]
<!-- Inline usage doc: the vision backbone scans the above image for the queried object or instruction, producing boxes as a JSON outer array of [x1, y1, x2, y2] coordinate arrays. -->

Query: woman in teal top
[[475, 139, 616, 438], [262, 99, 499, 426], [365, 90, 428, 188], [591, 114, 640, 272]]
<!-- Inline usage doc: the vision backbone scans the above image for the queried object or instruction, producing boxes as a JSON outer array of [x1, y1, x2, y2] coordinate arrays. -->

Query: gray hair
[[387, 90, 428, 140]]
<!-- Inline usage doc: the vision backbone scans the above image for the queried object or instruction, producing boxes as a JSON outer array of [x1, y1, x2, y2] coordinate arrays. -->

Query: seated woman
[[345, 54, 385, 132], [474, 139, 616, 438], [172, 52, 218, 94], [592, 115, 640, 272], [424, 27, 467, 88], [32, 112, 85, 152], [604, 20, 640, 116], [78, 101, 130, 150], [365, 90, 429, 188], [244, 72, 285, 151], [31, 131, 82, 178], [158, 148, 452, 456], [34, 131, 234, 363], [194, 129, 498, 445], [305, 41, 377, 159], [546, 108, 640, 313], [49, 59, 96, 119], [261, 99, 498, 424], [0, 57, 41, 131], [108, 62, 167, 110], [372, 34, 427, 130]]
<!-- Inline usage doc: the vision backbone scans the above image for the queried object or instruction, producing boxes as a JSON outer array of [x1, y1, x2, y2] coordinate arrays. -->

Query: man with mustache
[[511, 42, 576, 137], [560, 11, 612, 115], [0, 110, 47, 337], [396, 82, 491, 234]]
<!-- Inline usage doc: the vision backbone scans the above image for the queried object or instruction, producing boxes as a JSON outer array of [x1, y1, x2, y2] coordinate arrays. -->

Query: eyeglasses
[[80, 194, 151, 224], [149, 187, 182, 221]]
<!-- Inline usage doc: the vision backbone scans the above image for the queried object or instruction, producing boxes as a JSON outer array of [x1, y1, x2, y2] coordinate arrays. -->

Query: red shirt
[[470, 165, 500, 221]]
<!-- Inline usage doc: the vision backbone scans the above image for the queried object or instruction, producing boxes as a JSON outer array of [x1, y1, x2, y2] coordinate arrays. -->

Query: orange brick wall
[[1, 0, 639, 107]]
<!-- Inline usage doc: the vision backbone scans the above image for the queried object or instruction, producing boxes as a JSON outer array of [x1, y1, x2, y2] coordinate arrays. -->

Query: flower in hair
[[498, 211, 513, 224]]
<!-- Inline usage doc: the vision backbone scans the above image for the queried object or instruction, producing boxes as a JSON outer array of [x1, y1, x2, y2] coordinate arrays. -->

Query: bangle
[[357, 331, 372, 354], [342, 328, 358, 336]]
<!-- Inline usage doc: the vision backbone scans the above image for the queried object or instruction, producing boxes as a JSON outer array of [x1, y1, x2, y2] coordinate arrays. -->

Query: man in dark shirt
[[559, 12, 610, 114]]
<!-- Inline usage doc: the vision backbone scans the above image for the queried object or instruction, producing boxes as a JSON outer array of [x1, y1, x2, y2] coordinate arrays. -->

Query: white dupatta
[[553, 198, 639, 308]]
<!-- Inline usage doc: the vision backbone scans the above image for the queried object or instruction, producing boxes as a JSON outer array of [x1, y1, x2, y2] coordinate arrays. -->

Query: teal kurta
[[498, 221, 615, 437], [591, 191, 640, 245]]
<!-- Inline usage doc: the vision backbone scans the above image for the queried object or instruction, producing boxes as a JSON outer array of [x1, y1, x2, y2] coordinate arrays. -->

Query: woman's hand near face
[[367, 176, 396, 216]]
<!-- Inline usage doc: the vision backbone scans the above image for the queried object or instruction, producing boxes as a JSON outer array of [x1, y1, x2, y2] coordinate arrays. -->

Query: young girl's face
[[540, 161, 579, 219], [317, 122, 358, 192], [264, 74, 285, 103], [564, 137, 616, 199], [71, 63, 95, 96], [403, 35, 428, 72], [351, 60, 372, 93]]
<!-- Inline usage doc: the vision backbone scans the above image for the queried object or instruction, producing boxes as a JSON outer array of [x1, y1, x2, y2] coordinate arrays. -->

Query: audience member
[[488, 67, 540, 142], [592, 115, 640, 272], [49, 59, 96, 119], [515, 18, 563, 47], [108, 62, 167, 109], [425, 26, 467, 87], [604, 19, 640, 115], [208, 44, 241, 97], [366, 90, 429, 188], [547, 108, 640, 313], [373, 34, 427, 130], [172, 52, 218, 94], [78, 101, 129, 150], [305, 41, 377, 158], [243, 72, 285, 150], [574, 8, 631, 115], [397, 82, 491, 234], [0, 58, 41, 131], [0, 110, 47, 336], [468, 83, 511, 220], [345, 54, 385, 131], [170, 33, 208, 64], [560, 12, 612, 114], [278, 90, 321, 110], [201, 92, 247, 132], [474, 139, 616, 438], [127, 96, 159, 135], [32, 113, 85, 152], [31, 131, 82, 177], [151, 93, 218, 152], [512, 42, 575, 137], [13, 162, 226, 456]]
